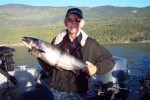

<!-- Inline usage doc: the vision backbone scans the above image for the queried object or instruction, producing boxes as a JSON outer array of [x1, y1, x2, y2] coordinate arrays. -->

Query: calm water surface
[[12, 43, 150, 78], [105, 43, 150, 78]]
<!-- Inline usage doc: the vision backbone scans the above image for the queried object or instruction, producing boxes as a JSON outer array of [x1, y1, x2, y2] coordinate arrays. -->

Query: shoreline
[[0, 43, 24, 47], [0, 41, 150, 47]]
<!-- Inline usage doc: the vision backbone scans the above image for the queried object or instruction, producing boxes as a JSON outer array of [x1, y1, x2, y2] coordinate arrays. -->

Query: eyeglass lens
[[66, 18, 81, 23]]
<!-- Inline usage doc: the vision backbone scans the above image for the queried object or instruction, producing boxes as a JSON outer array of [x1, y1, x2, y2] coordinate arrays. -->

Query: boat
[[0, 46, 149, 100]]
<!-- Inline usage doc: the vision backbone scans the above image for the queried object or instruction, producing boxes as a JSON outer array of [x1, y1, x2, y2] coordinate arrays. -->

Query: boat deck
[[0, 67, 38, 100]]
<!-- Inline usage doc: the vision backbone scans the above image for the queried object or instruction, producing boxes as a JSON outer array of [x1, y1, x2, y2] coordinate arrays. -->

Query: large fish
[[22, 37, 86, 73]]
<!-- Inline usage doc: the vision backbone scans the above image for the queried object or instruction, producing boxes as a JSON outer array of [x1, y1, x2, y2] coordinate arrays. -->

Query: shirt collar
[[54, 29, 88, 46]]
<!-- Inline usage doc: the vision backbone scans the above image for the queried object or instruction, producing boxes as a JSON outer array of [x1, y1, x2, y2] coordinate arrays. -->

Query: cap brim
[[66, 11, 83, 19]]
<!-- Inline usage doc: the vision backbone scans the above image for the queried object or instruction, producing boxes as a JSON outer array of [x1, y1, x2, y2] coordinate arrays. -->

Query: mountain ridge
[[0, 4, 150, 27]]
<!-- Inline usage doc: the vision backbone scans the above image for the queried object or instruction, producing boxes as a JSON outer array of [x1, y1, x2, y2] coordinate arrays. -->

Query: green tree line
[[0, 17, 150, 45]]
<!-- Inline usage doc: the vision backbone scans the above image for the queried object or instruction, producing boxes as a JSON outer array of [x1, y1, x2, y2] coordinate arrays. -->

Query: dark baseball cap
[[65, 8, 83, 19]]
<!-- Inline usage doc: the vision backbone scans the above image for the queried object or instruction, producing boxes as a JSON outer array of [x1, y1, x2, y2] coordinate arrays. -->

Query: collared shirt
[[62, 31, 82, 54]]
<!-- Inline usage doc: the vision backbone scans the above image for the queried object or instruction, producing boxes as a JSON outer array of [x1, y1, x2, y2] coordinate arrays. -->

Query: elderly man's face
[[65, 13, 83, 34]]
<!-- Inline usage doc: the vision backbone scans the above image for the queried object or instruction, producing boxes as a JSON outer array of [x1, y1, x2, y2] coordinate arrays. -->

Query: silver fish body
[[22, 37, 86, 73]]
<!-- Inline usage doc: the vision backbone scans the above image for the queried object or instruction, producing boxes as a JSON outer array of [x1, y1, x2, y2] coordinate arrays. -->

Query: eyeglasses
[[66, 18, 81, 23]]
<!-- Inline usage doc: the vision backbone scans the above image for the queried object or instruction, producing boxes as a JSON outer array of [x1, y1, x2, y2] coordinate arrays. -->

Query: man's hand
[[82, 61, 97, 76], [28, 47, 40, 58]]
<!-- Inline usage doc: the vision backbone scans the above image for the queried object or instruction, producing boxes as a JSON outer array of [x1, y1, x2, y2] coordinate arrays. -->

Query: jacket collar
[[53, 29, 88, 46]]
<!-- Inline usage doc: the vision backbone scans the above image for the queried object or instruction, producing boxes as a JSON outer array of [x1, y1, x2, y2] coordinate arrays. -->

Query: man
[[20, 8, 115, 100]]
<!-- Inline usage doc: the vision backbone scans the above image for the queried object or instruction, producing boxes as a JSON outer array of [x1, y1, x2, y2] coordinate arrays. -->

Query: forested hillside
[[0, 4, 150, 45]]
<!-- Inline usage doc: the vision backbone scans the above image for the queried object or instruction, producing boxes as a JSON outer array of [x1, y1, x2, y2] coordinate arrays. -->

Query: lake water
[[11, 43, 150, 77]]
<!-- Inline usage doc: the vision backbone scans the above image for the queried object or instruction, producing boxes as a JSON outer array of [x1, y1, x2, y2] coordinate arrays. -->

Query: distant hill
[[0, 4, 150, 27], [0, 4, 150, 45]]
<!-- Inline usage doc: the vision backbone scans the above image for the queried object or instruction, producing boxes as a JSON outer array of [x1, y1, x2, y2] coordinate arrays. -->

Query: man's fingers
[[28, 47, 40, 58], [84, 61, 97, 76]]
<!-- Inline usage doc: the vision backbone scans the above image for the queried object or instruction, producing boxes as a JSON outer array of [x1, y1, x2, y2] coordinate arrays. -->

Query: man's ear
[[64, 19, 67, 26], [80, 19, 85, 28]]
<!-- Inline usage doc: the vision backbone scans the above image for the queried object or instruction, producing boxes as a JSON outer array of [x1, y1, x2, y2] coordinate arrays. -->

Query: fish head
[[22, 37, 47, 57], [22, 37, 40, 49]]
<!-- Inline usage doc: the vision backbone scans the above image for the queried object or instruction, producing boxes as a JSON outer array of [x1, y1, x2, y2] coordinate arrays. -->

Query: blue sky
[[0, 0, 150, 7]]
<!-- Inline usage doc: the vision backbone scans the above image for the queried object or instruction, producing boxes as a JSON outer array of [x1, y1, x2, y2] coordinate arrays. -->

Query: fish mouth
[[22, 37, 26, 42], [22, 37, 32, 49], [22, 37, 29, 43]]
